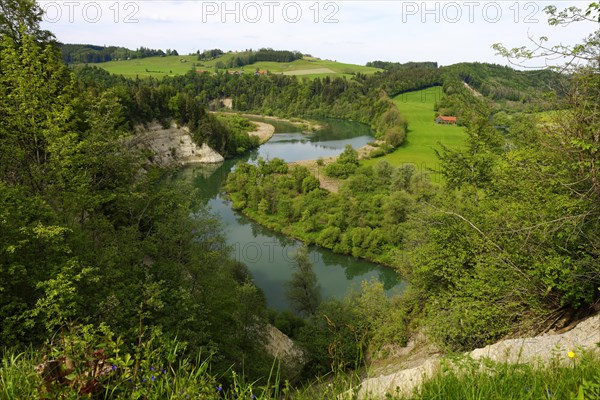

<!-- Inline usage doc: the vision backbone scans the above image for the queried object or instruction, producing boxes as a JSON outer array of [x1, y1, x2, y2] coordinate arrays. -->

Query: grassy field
[[94, 54, 380, 79], [363, 86, 466, 183]]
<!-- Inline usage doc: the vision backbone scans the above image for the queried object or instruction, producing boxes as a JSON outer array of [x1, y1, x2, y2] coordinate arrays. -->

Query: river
[[177, 118, 402, 310]]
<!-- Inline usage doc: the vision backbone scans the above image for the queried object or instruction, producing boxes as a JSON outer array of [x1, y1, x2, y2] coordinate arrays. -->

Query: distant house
[[254, 69, 268, 76], [435, 116, 457, 124]]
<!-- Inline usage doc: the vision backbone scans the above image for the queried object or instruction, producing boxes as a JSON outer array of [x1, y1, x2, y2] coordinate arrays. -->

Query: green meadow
[[96, 55, 199, 78], [95, 54, 380, 79], [364, 86, 466, 182]]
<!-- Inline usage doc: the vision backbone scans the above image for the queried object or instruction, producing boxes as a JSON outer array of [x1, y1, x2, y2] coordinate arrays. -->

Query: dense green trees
[[3, 1, 598, 396], [226, 157, 432, 267], [60, 44, 173, 64], [324, 145, 359, 178], [406, 74, 600, 351], [223, 48, 303, 68], [401, 3, 600, 350], [227, 10, 599, 352], [0, 13, 273, 384], [0, 0, 53, 43]]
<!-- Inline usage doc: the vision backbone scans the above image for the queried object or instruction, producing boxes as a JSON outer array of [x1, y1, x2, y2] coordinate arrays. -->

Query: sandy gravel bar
[[248, 121, 275, 144]]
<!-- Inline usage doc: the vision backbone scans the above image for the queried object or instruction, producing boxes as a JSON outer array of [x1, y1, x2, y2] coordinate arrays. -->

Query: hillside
[[89, 52, 381, 79], [363, 86, 466, 181]]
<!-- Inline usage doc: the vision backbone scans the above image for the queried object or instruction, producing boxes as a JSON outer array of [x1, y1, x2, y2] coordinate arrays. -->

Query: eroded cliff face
[[132, 121, 224, 166]]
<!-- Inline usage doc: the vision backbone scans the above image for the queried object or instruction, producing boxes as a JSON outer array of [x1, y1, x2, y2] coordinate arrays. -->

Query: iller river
[[177, 118, 403, 310]]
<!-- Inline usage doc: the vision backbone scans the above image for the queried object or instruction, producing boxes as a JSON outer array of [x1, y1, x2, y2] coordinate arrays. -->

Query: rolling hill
[[83, 52, 381, 79]]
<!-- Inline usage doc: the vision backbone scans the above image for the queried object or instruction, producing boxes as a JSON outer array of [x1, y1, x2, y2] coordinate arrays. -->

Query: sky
[[38, 1, 596, 67]]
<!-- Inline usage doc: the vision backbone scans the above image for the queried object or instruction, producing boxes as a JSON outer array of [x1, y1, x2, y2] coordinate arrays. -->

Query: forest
[[60, 44, 178, 64], [0, 0, 599, 398]]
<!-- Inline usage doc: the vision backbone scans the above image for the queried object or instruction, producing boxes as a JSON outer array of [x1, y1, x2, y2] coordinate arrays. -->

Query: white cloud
[[39, 0, 596, 66]]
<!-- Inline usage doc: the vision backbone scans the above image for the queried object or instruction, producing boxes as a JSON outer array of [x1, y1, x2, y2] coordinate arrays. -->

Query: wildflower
[[250, 394, 256, 399], [568, 351, 575, 358], [150, 366, 155, 371], [112, 365, 117, 371], [152, 375, 156, 381], [217, 385, 223, 392], [547, 389, 552, 397]]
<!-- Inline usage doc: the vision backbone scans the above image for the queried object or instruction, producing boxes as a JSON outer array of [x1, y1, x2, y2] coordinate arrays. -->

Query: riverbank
[[228, 197, 400, 271], [248, 121, 275, 144], [240, 113, 323, 132]]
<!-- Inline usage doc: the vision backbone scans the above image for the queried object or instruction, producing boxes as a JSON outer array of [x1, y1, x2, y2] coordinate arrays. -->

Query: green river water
[[177, 118, 403, 310]]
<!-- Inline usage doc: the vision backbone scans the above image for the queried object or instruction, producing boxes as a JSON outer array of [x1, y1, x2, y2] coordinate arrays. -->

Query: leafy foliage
[[0, 24, 274, 382], [226, 157, 432, 267], [285, 247, 321, 316], [324, 145, 359, 178]]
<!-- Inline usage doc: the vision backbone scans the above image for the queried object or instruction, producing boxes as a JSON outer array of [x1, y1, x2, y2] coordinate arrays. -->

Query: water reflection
[[177, 119, 402, 310]]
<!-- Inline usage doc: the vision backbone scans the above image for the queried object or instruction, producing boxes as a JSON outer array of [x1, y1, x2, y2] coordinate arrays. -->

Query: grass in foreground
[[397, 351, 600, 400], [2, 342, 599, 399], [364, 87, 466, 184]]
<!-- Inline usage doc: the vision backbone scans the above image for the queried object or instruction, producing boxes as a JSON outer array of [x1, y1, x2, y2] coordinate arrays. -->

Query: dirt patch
[[463, 81, 483, 97], [289, 159, 340, 193]]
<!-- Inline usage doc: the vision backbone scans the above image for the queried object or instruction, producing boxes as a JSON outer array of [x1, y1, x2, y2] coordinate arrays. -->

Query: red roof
[[437, 116, 457, 122]]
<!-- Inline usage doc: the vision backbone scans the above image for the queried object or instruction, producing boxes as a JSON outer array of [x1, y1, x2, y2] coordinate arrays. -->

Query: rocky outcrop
[[356, 314, 600, 399], [265, 324, 305, 372], [132, 121, 224, 166]]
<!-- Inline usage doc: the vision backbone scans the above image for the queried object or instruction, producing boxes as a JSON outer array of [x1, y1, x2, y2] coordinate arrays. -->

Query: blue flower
[[251, 394, 256, 399], [111, 365, 117, 371], [150, 366, 155, 371], [152, 375, 156, 381], [217, 385, 223, 391]]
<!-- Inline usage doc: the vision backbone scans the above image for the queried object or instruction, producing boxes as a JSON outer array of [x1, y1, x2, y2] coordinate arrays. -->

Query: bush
[[324, 145, 359, 178], [368, 148, 386, 158], [297, 300, 365, 377], [384, 125, 406, 147]]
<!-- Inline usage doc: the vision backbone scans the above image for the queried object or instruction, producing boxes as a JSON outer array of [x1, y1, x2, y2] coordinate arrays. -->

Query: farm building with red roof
[[435, 116, 457, 124]]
